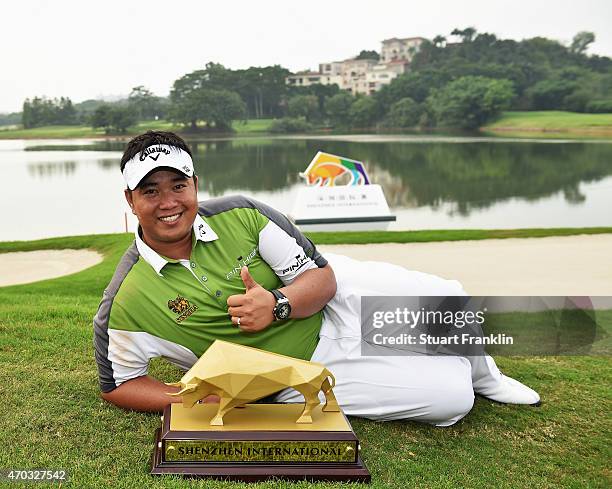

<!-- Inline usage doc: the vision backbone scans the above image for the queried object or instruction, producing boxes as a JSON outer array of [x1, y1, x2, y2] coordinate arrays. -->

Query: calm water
[[2, 135, 612, 241]]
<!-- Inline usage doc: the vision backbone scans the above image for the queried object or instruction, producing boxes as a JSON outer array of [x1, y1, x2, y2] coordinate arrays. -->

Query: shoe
[[475, 374, 541, 406]]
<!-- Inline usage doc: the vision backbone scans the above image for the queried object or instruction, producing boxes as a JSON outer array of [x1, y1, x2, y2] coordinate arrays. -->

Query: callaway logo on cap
[[122, 144, 194, 190]]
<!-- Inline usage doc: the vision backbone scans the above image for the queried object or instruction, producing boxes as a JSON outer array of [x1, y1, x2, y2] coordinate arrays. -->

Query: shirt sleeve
[[94, 293, 151, 392], [247, 199, 328, 285], [95, 299, 199, 393]]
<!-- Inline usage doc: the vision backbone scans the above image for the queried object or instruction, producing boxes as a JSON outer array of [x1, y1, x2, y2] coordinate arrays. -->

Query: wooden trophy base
[[151, 403, 371, 482]]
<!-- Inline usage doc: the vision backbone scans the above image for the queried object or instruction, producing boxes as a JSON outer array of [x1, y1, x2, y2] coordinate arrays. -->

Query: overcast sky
[[2, 0, 611, 113]]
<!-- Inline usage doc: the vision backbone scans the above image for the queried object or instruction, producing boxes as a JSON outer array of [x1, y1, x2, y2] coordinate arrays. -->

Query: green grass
[[0, 232, 610, 488], [0, 124, 109, 139], [6, 111, 612, 141], [484, 111, 612, 138], [0, 119, 275, 140]]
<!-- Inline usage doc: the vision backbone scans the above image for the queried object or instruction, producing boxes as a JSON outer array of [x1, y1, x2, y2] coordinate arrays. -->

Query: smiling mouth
[[159, 212, 182, 223]]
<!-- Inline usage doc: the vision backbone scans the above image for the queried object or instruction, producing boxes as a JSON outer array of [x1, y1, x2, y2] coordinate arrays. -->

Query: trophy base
[[150, 403, 371, 482], [151, 428, 371, 482]]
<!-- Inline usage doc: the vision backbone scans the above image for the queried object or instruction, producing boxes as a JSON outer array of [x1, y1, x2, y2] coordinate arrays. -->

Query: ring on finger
[[237, 317, 241, 326]]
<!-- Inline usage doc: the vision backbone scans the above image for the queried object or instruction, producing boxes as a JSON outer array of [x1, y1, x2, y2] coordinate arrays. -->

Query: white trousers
[[275, 253, 504, 427]]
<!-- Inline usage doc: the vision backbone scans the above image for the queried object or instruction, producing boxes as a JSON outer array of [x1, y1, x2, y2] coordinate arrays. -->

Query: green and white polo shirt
[[93, 196, 328, 393]]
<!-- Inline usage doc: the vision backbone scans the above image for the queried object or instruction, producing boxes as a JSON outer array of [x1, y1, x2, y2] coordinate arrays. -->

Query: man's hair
[[120, 131, 193, 172]]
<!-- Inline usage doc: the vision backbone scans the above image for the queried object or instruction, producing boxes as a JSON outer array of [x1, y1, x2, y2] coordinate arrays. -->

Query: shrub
[[348, 97, 378, 128], [269, 117, 312, 133], [427, 76, 515, 129], [384, 97, 422, 127], [585, 100, 612, 113]]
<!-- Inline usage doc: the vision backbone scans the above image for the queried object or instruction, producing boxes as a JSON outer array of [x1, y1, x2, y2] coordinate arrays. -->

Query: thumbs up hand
[[227, 266, 276, 332], [240, 266, 259, 291]]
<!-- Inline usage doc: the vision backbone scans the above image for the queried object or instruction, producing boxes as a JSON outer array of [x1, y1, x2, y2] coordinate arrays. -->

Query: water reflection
[[27, 161, 77, 178], [24, 138, 612, 216], [191, 139, 612, 216], [10, 136, 611, 240]]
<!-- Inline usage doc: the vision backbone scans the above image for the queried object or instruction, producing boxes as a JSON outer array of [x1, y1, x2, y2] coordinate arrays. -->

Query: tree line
[[9, 29, 612, 132], [279, 29, 612, 130]]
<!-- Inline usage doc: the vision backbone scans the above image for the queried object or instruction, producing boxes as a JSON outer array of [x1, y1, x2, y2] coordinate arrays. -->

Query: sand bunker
[[319, 234, 612, 296], [0, 249, 103, 287]]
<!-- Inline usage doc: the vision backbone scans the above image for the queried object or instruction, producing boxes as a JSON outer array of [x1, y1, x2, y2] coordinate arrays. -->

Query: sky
[[2, 0, 612, 113]]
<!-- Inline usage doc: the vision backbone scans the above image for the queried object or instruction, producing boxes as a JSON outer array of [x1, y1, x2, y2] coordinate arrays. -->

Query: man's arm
[[100, 375, 219, 412], [279, 264, 336, 318], [227, 264, 336, 333], [100, 375, 181, 412]]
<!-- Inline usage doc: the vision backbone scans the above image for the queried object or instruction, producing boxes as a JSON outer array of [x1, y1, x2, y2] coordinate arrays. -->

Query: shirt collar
[[135, 214, 219, 275]]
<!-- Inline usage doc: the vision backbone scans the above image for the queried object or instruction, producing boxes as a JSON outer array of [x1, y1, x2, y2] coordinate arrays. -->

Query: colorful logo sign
[[299, 152, 371, 187]]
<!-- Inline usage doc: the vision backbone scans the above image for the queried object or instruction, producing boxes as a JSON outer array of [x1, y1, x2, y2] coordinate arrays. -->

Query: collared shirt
[[93, 196, 328, 393], [135, 214, 219, 276]]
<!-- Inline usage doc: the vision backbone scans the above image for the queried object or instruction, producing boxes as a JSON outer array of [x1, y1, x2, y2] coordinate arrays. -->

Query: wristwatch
[[271, 289, 291, 321]]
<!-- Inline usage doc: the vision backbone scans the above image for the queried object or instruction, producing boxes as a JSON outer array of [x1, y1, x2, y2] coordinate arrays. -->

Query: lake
[[2, 135, 612, 241]]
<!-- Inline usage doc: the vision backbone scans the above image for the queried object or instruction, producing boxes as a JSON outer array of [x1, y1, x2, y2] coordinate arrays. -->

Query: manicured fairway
[[484, 111, 612, 138], [0, 119, 275, 139]]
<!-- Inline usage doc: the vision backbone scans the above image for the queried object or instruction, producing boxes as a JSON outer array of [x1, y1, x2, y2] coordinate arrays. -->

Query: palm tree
[[451, 27, 477, 43], [433, 35, 446, 48]]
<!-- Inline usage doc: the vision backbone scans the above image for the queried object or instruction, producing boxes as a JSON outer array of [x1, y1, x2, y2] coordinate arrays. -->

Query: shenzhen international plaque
[[150, 341, 370, 482]]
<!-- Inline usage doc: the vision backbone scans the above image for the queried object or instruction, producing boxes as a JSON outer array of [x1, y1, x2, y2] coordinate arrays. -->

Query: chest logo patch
[[225, 246, 259, 280], [168, 295, 198, 323]]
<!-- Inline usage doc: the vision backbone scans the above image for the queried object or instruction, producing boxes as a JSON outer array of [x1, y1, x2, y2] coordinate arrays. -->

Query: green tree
[[356, 50, 380, 61], [128, 86, 167, 120], [269, 118, 312, 133], [169, 87, 245, 131], [324, 92, 354, 127], [287, 95, 319, 122], [376, 69, 451, 110], [527, 79, 578, 110], [23, 97, 49, 128], [570, 31, 595, 55], [433, 35, 446, 48], [91, 105, 112, 131], [169, 63, 232, 128], [394, 28, 612, 113], [384, 97, 421, 127], [22, 96, 76, 128], [170, 63, 289, 120], [0, 111, 21, 126], [91, 104, 137, 133], [349, 96, 378, 128], [201, 90, 246, 131], [233, 66, 290, 118], [289, 84, 340, 117], [427, 76, 515, 129], [110, 105, 138, 133], [451, 27, 477, 43], [56, 97, 77, 124]]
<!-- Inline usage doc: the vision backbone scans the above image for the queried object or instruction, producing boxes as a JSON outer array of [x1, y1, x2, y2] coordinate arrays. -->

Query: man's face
[[125, 170, 198, 249]]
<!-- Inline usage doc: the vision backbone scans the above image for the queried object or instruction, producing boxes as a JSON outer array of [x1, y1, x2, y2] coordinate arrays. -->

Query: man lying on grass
[[93, 131, 540, 427]]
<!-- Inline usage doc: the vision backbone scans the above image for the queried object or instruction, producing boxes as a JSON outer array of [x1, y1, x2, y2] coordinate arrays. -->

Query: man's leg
[[313, 253, 540, 410], [275, 335, 475, 427], [468, 354, 541, 405]]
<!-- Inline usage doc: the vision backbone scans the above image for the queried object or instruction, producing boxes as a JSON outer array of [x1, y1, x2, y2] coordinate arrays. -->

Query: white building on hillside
[[286, 71, 343, 88], [380, 37, 426, 63], [286, 36, 427, 95], [364, 60, 410, 94]]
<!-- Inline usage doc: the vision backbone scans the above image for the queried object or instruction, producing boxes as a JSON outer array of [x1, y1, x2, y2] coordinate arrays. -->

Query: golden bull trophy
[[151, 340, 370, 482]]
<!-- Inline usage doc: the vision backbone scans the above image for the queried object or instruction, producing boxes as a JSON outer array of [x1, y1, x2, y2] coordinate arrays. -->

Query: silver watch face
[[275, 302, 291, 320]]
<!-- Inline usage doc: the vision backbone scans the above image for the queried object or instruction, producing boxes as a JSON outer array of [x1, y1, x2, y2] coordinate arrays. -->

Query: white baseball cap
[[122, 144, 194, 190]]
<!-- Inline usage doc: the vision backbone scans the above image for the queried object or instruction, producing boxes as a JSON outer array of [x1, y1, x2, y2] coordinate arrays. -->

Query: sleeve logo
[[281, 254, 310, 275]]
